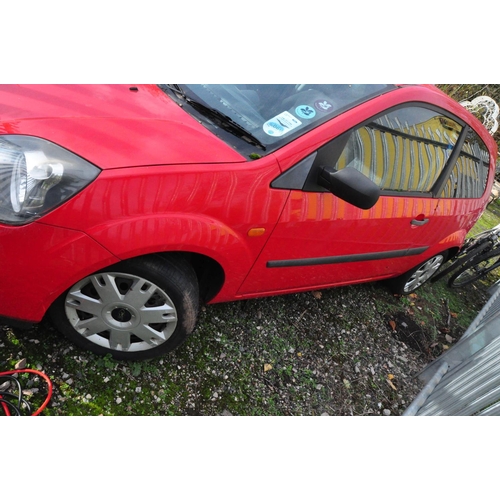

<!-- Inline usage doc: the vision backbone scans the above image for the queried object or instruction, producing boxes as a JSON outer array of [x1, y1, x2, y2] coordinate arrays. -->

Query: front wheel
[[388, 252, 447, 295], [49, 255, 199, 361]]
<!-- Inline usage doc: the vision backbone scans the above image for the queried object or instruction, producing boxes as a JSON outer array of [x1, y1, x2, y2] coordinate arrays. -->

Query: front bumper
[[0, 222, 118, 323], [0, 315, 35, 330]]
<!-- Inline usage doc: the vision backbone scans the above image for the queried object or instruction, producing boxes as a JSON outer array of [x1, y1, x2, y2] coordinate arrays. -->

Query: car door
[[237, 104, 465, 296]]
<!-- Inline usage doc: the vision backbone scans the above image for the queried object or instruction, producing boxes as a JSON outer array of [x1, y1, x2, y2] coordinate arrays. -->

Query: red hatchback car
[[0, 84, 497, 360]]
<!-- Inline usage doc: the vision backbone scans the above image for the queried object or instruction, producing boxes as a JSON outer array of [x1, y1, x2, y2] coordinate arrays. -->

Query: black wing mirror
[[318, 166, 380, 210]]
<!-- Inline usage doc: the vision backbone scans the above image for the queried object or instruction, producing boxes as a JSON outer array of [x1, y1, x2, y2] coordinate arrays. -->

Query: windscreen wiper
[[162, 84, 266, 151]]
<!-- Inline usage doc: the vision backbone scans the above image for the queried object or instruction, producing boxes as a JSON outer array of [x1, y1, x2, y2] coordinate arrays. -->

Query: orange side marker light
[[248, 228, 266, 237]]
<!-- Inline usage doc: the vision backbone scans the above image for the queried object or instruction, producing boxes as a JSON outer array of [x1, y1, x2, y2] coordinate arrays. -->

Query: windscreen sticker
[[295, 105, 316, 119], [314, 99, 334, 113], [263, 111, 302, 137]]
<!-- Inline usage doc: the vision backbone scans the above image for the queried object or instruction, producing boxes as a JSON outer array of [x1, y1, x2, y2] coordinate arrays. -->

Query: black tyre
[[388, 252, 447, 295], [430, 240, 493, 283], [49, 255, 199, 361], [448, 249, 500, 288]]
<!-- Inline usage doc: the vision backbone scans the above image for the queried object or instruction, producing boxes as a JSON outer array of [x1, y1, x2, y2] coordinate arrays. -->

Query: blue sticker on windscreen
[[295, 105, 316, 119]]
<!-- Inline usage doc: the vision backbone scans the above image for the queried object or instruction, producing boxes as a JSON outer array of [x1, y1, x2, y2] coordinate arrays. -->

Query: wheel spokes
[[122, 278, 158, 309], [405, 256, 443, 292], [130, 324, 170, 345], [140, 304, 177, 324], [74, 316, 109, 337], [66, 290, 103, 316], [89, 273, 125, 303], [109, 329, 132, 351], [65, 271, 178, 352]]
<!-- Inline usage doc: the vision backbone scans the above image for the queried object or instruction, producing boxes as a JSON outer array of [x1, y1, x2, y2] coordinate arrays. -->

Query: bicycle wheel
[[430, 239, 494, 283], [448, 248, 500, 288]]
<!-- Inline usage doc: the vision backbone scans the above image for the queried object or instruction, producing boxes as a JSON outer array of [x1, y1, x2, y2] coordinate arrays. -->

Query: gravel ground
[[188, 286, 427, 416], [2, 278, 485, 416]]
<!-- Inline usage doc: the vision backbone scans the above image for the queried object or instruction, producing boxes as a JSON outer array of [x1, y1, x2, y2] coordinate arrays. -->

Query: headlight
[[0, 135, 100, 225]]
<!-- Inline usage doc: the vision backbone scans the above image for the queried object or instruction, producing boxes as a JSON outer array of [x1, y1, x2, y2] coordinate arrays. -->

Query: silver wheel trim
[[403, 255, 444, 293], [64, 272, 178, 352]]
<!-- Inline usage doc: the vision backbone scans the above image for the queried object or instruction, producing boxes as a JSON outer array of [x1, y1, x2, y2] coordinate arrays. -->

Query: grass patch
[[470, 199, 500, 235]]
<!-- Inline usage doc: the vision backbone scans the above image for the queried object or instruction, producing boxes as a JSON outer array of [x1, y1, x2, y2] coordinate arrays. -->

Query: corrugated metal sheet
[[404, 286, 500, 415]]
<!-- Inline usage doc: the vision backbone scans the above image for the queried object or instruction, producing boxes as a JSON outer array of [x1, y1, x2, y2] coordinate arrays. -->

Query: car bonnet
[[0, 84, 247, 168]]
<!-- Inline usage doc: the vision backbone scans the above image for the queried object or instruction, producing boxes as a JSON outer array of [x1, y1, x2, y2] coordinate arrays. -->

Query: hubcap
[[111, 307, 133, 323], [64, 272, 178, 352], [404, 255, 444, 293]]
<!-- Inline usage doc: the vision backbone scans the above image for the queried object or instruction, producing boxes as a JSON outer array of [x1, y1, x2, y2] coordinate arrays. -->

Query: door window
[[333, 106, 463, 194]]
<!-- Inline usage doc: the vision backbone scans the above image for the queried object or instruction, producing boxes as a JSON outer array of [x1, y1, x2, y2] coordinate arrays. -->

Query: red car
[[0, 84, 496, 360]]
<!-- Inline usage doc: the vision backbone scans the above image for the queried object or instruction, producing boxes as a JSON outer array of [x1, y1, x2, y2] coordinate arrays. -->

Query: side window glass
[[333, 106, 463, 193], [438, 129, 490, 199]]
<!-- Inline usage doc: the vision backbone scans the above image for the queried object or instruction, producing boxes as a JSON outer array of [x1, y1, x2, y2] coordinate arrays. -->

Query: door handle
[[411, 218, 429, 226]]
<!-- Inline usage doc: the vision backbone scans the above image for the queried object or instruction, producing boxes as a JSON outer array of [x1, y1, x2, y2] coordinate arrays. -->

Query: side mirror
[[318, 166, 380, 210]]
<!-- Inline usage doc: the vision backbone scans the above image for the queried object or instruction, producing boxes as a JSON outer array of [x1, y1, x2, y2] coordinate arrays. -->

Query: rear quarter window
[[438, 129, 490, 199]]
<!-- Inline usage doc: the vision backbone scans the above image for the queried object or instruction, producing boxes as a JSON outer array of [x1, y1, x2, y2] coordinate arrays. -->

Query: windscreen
[[164, 84, 396, 157]]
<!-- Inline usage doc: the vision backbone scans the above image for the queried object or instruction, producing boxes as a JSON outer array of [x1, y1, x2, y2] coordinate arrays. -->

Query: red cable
[[0, 369, 53, 416], [1, 399, 10, 416]]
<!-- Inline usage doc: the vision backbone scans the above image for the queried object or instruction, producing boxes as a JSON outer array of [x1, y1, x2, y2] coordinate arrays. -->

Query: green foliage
[[436, 84, 500, 154]]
